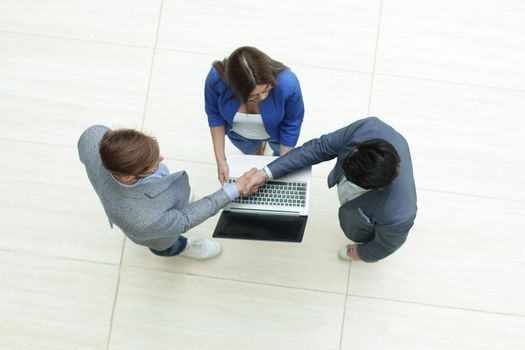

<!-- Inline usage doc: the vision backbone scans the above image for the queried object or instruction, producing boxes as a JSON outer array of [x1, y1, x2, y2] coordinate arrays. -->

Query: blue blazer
[[204, 66, 305, 147], [267, 117, 418, 262]]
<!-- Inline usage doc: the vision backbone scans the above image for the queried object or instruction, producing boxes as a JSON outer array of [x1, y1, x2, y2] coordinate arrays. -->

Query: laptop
[[213, 154, 311, 242]]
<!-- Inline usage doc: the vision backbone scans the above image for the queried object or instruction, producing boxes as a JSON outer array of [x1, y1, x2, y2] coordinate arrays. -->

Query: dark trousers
[[149, 236, 188, 257]]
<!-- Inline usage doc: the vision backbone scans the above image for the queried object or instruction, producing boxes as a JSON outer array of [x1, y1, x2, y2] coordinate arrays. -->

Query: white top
[[231, 112, 270, 140]]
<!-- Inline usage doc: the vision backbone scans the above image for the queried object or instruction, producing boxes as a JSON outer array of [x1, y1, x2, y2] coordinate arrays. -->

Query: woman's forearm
[[210, 126, 227, 164]]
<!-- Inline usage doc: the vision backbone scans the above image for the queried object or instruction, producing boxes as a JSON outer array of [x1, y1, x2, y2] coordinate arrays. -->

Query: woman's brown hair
[[212, 46, 288, 103], [99, 129, 159, 176]]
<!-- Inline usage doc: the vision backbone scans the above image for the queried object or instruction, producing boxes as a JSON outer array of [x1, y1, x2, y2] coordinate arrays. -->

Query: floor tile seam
[[346, 293, 525, 318], [367, 0, 384, 116], [0, 137, 78, 149], [0, 30, 155, 50], [0, 138, 352, 189], [2, 31, 524, 93], [120, 263, 347, 296], [154, 47, 374, 75], [418, 187, 525, 204], [105, 235, 126, 350], [0, 177, 92, 191], [140, 0, 164, 131], [373, 71, 525, 93], [0, 247, 120, 268], [338, 263, 353, 350]]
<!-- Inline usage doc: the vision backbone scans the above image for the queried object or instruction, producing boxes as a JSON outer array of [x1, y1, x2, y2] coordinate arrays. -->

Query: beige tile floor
[[1, 1, 524, 349]]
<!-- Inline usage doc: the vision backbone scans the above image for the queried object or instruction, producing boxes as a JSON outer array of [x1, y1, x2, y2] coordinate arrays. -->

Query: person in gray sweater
[[242, 117, 417, 262], [78, 125, 256, 259]]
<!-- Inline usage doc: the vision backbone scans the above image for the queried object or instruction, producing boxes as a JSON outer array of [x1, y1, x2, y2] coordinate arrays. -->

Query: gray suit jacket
[[78, 125, 231, 251], [268, 117, 417, 261]]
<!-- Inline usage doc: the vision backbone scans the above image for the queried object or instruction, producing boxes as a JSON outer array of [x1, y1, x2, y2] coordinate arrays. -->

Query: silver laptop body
[[225, 154, 311, 216]]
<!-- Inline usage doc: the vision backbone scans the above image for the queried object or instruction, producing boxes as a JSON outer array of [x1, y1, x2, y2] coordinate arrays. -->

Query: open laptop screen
[[213, 211, 307, 242]]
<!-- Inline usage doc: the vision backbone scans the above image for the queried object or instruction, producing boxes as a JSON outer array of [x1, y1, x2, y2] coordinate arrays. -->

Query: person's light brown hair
[[99, 129, 159, 177], [212, 46, 288, 103]]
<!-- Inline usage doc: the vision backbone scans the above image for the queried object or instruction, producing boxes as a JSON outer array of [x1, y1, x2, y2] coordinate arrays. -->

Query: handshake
[[232, 168, 270, 197]]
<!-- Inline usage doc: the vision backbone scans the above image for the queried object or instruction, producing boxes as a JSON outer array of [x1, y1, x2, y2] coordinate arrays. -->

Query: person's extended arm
[[205, 68, 230, 185], [139, 169, 257, 240], [240, 126, 351, 196], [210, 126, 229, 184], [267, 124, 352, 180]]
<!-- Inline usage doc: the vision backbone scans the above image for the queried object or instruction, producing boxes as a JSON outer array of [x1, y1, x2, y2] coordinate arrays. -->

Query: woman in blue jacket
[[204, 46, 305, 184]]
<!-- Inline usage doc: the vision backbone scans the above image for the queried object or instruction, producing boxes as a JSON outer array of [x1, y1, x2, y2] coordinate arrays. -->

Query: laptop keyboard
[[229, 179, 307, 207]]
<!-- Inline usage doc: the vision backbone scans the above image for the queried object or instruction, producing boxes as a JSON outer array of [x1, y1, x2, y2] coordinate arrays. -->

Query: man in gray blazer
[[78, 125, 256, 260], [243, 117, 417, 262]]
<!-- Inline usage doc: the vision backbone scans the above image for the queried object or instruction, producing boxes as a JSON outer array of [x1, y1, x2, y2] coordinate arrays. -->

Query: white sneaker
[[180, 238, 221, 260], [338, 246, 352, 261]]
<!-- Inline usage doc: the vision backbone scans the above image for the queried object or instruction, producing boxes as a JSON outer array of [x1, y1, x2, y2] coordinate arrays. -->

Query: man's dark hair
[[342, 139, 400, 190]]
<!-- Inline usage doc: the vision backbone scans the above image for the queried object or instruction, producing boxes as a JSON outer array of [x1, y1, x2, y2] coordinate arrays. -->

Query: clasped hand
[[233, 168, 269, 197]]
